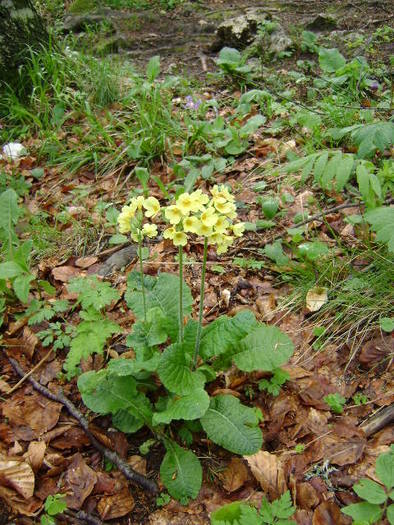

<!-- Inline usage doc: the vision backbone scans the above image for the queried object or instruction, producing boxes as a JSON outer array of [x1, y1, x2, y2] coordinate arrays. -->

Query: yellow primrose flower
[[172, 231, 188, 246], [209, 232, 224, 245], [130, 196, 146, 210], [190, 189, 209, 211], [142, 223, 158, 238], [201, 206, 218, 227], [213, 197, 235, 215], [143, 197, 160, 218], [214, 216, 230, 234], [165, 205, 184, 225], [177, 193, 195, 215], [163, 226, 176, 240], [210, 184, 234, 202], [195, 221, 213, 237], [117, 205, 135, 233], [130, 230, 140, 242], [183, 215, 199, 233], [232, 222, 245, 237]]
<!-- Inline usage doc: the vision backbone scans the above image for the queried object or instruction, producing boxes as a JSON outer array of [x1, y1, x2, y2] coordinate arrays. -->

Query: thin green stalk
[[138, 231, 147, 322], [193, 237, 208, 369], [178, 245, 184, 343]]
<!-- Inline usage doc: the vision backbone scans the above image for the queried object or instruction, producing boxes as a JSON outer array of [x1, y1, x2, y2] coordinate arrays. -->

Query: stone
[[306, 13, 338, 32], [269, 27, 293, 54], [212, 10, 269, 51], [1, 143, 27, 160]]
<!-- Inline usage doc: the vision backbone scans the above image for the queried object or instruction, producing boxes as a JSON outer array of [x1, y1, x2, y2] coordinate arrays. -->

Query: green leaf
[[341, 501, 383, 523], [380, 317, 394, 333], [160, 440, 202, 504], [68, 276, 120, 311], [0, 188, 20, 230], [298, 241, 329, 261], [157, 343, 206, 395], [261, 197, 279, 219], [313, 151, 329, 182], [240, 115, 266, 138], [319, 48, 346, 73], [200, 395, 263, 455], [387, 504, 394, 525], [335, 154, 355, 190], [0, 261, 24, 279], [13, 274, 35, 303], [376, 448, 394, 489], [199, 310, 258, 361], [112, 391, 153, 431], [264, 241, 289, 266], [233, 325, 294, 373], [217, 47, 242, 66], [146, 55, 160, 81], [365, 206, 394, 253], [353, 478, 387, 504], [152, 389, 210, 426], [127, 307, 169, 350], [64, 317, 121, 377], [44, 494, 67, 516], [211, 501, 260, 525]]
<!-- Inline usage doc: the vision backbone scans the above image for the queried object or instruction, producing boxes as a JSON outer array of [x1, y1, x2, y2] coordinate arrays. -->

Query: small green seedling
[[259, 368, 290, 397], [41, 494, 67, 525], [341, 446, 394, 524], [324, 393, 346, 414]]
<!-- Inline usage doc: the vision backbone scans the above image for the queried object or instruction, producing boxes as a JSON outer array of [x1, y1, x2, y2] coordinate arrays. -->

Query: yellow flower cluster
[[117, 196, 160, 242], [163, 186, 245, 253]]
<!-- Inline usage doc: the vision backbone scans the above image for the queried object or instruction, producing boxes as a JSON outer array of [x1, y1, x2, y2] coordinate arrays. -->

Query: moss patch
[[68, 0, 97, 15]]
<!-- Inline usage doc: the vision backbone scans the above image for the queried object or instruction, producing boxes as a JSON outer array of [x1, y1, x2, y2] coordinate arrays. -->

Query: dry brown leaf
[[128, 455, 147, 476], [312, 501, 351, 525], [21, 326, 38, 358], [0, 454, 35, 499], [2, 390, 62, 440], [219, 457, 249, 493], [0, 379, 11, 394], [359, 335, 393, 368], [305, 287, 328, 313], [64, 453, 97, 510], [51, 266, 83, 282], [75, 256, 98, 268], [0, 485, 41, 516], [25, 441, 46, 472], [97, 487, 135, 520], [244, 450, 287, 499], [296, 482, 320, 510]]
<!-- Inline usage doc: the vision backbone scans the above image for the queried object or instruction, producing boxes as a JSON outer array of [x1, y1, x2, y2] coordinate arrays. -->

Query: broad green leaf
[[152, 389, 210, 426], [264, 241, 289, 266], [199, 310, 258, 361], [380, 317, 394, 333], [0, 261, 24, 279], [341, 501, 383, 523], [239, 115, 266, 138], [13, 274, 34, 303], [376, 448, 394, 489], [0, 189, 20, 230], [298, 241, 329, 261], [211, 501, 260, 525], [319, 48, 346, 73], [126, 307, 169, 350], [336, 154, 355, 190], [387, 504, 394, 525], [261, 197, 279, 219], [112, 409, 145, 434], [233, 325, 294, 373], [353, 478, 387, 504], [160, 440, 202, 504], [108, 354, 160, 376], [217, 47, 242, 66], [157, 342, 206, 395], [313, 151, 329, 182], [365, 206, 394, 253], [68, 276, 120, 311], [200, 395, 263, 455], [320, 152, 342, 190]]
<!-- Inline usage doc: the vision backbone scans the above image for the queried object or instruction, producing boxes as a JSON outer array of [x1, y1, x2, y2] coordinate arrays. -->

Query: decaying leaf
[[25, 441, 46, 472], [64, 453, 97, 510], [51, 266, 83, 282], [244, 450, 287, 499], [306, 287, 328, 313], [0, 485, 41, 516], [97, 487, 135, 520], [219, 457, 249, 493], [0, 454, 35, 499], [128, 455, 147, 476]]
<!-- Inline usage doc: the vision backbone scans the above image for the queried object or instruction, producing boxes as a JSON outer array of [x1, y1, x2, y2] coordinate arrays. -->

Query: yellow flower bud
[[143, 197, 160, 218]]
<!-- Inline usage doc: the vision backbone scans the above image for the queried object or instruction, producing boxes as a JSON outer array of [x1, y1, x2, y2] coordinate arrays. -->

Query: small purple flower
[[184, 95, 202, 111]]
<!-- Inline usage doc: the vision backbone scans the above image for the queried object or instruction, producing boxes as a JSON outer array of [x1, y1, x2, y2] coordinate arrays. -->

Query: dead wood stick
[[63, 509, 103, 525], [8, 357, 158, 494], [360, 404, 394, 438], [6, 348, 53, 395]]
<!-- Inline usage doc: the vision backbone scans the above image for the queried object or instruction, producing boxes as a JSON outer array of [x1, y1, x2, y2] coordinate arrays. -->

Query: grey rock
[[97, 244, 138, 277], [306, 13, 338, 32], [213, 10, 269, 51], [269, 27, 293, 54]]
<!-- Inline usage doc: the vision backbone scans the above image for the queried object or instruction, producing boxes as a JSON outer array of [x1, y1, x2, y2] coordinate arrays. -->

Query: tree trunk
[[0, 0, 48, 85]]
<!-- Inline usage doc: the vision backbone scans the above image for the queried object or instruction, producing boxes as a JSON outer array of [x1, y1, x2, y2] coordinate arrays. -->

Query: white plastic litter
[[2, 142, 27, 160]]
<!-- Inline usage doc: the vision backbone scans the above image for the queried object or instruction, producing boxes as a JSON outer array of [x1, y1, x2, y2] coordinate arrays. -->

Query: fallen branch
[[63, 509, 104, 525], [7, 357, 158, 494], [360, 404, 394, 438]]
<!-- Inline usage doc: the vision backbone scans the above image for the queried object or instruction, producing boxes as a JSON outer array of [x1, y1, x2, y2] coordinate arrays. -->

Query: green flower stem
[[138, 231, 147, 322], [193, 237, 208, 369], [178, 245, 184, 343]]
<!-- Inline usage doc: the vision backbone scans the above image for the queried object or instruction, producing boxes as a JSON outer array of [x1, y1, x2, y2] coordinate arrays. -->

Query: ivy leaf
[[365, 206, 394, 253], [157, 343, 206, 395], [233, 325, 294, 372], [200, 395, 263, 455], [376, 448, 394, 489], [160, 440, 202, 504], [68, 276, 120, 311], [64, 317, 121, 377], [152, 389, 210, 426], [353, 478, 387, 504], [341, 502, 383, 523], [199, 310, 258, 360]]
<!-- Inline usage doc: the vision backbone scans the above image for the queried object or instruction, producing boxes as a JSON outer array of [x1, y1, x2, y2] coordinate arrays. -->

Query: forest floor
[[0, 0, 393, 524]]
